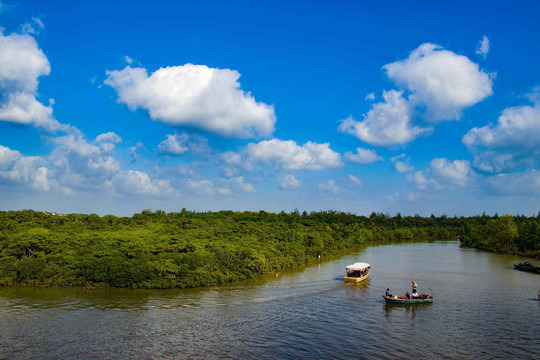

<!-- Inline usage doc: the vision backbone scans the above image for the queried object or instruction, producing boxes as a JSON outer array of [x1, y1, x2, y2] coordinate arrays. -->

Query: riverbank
[[0, 209, 467, 288]]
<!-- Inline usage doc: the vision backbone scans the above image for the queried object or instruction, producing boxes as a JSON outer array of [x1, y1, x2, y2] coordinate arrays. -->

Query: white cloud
[[130, 142, 144, 162], [348, 174, 362, 186], [104, 64, 276, 138], [430, 158, 473, 186], [472, 151, 519, 173], [486, 170, 540, 196], [95, 132, 122, 152], [391, 154, 414, 173], [365, 92, 375, 101], [244, 139, 342, 170], [463, 97, 540, 150], [113, 170, 174, 195], [278, 174, 301, 189], [158, 134, 189, 155], [344, 147, 383, 164], [49, 133, 120, 191], [476, 36, 490, 58], [0, 145, 50, 190], [384, 43, 493, 122], [157, 133, 211, 157], [395, 161, 414, 173], [20, 17, 45, 35], [409, 158, 474, 189], [0, 30, 62, 131], [463, 88, 540, 172], [188, 179, 214, 194], [318, 179, 339, 193], [338, 90, 431, 146], [225, 176, 255, 193]]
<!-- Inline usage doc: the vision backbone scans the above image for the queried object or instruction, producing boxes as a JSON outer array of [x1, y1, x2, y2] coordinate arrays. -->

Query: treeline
[[459, 213, 540, 258], [0, 209, 537, 288]]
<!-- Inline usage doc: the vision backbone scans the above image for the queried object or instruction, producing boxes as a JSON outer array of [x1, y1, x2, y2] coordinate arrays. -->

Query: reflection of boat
[[382, 295, 433, 304], [513, 262, 540, 274], [344, 262, 370, 283]]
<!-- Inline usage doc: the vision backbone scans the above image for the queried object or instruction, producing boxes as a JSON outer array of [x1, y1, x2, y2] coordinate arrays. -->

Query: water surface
[[1, 241, 539, 359]]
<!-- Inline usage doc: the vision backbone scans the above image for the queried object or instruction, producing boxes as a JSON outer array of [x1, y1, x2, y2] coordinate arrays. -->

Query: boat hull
[[344, 271, 369, 283], [513, 262, 540, 274], [382, 295, 433, 304]]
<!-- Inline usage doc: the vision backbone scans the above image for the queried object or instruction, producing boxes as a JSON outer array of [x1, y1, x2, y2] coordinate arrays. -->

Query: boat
[[383, 295, 433, 304], [344, 262, 370, 283], [513, 261, 540, 274]]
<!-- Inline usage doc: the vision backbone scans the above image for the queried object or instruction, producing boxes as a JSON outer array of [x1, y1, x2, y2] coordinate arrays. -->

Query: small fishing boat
[[383, 295, 433, 304], [513, 261, 540, 274], [344, 262, 370, 283]]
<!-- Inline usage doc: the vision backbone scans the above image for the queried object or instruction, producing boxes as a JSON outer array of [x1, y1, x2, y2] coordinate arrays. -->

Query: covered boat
[[344, 262, 370, 283], [382, 295, 433, 304]]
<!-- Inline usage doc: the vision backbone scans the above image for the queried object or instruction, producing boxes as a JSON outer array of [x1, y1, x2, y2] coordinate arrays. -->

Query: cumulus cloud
[[229, 176, 255, 193], [49, 132, 120, 191], [476, 36, 490, 58], [244, 139, 342, 170], [485, 170, 540, 196], [158, 134, 189, 155], [0, 30, 62, 131], [365, 92, 375, 101], [338, 90, 431, 146], [113, 170, 174, 196], [340, 43, 492, 147], [95, 132, 122, 152], [463, 96, 540, 150], [318, 179, 339, 193], [0, 145, 50, 190], [391, 154, 414, 173], [104, 64, 276, 138], [188, 179, 214, 194], [409, 158, 474, 189], [463, 88, 540, 172], [158, 133, 211, 157], [384, 43, 493, 122], [344, 147, 383, 164], [278, 174, 301, 190]]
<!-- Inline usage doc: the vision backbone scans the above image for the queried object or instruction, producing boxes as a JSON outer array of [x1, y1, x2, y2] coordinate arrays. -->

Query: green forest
[[0, 209, 538, 288]]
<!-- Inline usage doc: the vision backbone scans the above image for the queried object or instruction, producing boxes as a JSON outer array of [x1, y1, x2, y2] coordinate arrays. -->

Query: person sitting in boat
[[385, 288, 392, 297], [405, 292, 410, 299], [412, 292, 420, 298]]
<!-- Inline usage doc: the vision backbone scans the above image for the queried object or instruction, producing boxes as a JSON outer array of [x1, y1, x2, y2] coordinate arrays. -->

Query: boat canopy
[[346, 262, 370, 271]]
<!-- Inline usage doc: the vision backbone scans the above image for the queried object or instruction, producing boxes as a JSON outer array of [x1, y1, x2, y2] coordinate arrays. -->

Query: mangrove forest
[[0, 209, 539, 288]]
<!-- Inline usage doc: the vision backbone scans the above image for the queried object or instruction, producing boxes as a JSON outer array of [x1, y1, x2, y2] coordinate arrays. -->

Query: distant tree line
[[0, 209, 538, 288], [459, 213, 540, 258]]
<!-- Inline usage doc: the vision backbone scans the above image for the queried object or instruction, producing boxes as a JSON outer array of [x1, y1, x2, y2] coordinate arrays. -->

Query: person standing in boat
[[412, 281, 418, 295]]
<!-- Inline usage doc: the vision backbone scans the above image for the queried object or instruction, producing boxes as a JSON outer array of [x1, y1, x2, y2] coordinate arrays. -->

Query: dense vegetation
[[459, 213, 540, 259], [0, 210, 538, 288]]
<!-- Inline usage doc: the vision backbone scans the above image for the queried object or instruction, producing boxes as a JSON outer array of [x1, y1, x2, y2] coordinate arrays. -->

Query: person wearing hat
[[412, 281, 418, 294]]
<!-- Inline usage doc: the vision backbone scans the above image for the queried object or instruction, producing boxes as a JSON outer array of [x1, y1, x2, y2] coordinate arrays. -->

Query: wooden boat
[[383, 295, 433, 304], [344, 262, 370, 283], [513, 261, 540, 274]]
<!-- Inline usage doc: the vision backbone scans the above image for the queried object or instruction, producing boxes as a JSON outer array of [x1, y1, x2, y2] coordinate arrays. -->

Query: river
[[1, 241, 539, 359]]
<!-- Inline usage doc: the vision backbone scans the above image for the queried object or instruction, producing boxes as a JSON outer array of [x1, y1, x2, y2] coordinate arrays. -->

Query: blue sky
[[0, 0, 539, 216]]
